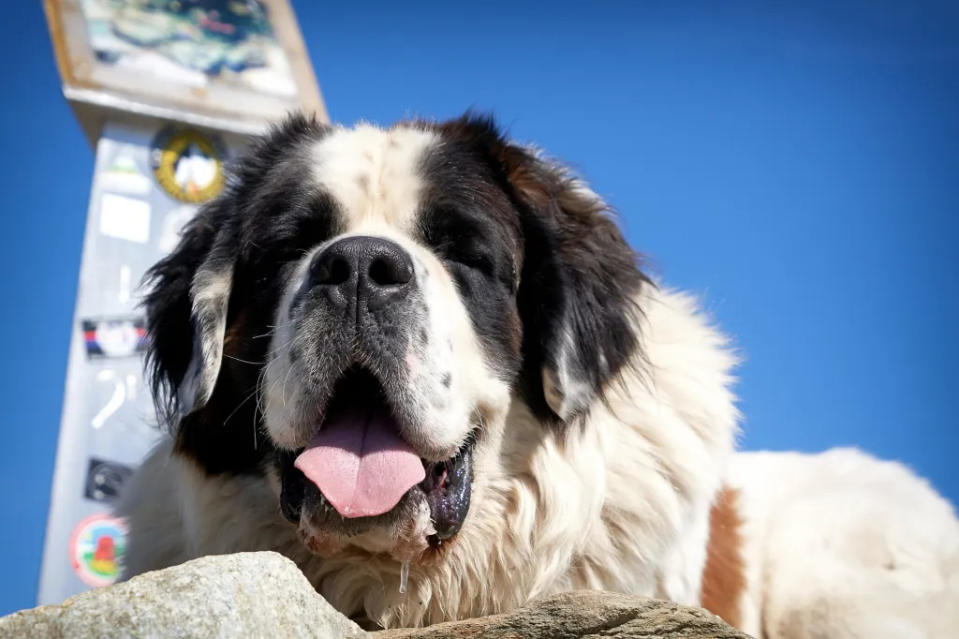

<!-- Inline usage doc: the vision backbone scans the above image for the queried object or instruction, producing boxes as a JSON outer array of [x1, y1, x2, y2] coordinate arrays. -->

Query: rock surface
[[0, 552, 751, 638], [374, 590, 752, 639], [0, 552, 368, 639]]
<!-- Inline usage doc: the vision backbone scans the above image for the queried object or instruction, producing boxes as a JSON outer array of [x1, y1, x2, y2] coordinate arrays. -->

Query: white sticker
[[158, 206, 196, 253], [99, 193, 150, 244]]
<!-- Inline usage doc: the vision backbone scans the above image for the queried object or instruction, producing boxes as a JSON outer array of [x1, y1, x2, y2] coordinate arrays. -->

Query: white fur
[[311, 124, 435, 233], [729, 449, 959, 638], [179, 266, 232, 415]]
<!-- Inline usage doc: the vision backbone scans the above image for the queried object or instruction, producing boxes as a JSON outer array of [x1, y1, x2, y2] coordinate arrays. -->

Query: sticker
[[69, 514, 127, 587], [158, 205, 197, 253], [82, 317, 147, 359], [100, 154, 152, 195], [99, 193, 151, 243], [84, 459, 133, 503], [151, 127, 225, 203]]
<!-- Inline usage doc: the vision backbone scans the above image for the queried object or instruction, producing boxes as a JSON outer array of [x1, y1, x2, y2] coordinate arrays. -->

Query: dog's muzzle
[[273, 236, 474, 550]]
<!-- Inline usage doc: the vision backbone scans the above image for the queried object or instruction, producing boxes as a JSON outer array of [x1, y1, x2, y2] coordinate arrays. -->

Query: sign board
[[45, 0, 327, 142], [40, 0, 327, 605], [38, 121, 249, 605]]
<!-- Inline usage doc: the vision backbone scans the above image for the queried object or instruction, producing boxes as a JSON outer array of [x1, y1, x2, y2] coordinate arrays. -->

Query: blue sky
[[1, 0, 957, 616]]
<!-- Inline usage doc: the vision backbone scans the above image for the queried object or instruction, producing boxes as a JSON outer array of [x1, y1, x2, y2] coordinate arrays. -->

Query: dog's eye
[[243, 193, 338, 268], [420, 208, 507, 284], [449, 251, 495, 278]]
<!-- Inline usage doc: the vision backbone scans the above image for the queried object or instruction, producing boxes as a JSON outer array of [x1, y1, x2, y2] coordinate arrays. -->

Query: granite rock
[[374, 590, 753, 639], [0, 552, 368, 639]]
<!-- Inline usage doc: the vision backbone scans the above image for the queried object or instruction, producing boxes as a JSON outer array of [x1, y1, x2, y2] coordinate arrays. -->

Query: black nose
[[309, 236, 414, 311]]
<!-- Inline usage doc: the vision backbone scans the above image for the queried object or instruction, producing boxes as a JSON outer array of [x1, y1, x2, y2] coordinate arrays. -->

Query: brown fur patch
[[222, 310, 247, 355], [700, 487, 745, 629]]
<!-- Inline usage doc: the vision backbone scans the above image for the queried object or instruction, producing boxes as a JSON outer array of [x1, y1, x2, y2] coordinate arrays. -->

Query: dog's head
[[144, 114, 646, 562]]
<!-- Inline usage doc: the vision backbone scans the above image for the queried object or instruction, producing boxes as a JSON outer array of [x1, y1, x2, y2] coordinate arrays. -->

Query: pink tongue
[[294, 405, 425, 518]]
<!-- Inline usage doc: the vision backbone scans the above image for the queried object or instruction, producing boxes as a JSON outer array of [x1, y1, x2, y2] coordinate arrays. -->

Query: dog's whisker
[[222, 385, 260, 426], [224, 354, 267, 365]]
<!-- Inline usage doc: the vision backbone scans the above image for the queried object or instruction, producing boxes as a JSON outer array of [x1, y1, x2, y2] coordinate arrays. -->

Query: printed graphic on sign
[[70, 514, 127, 587], [151, 128, 225, 203], [100, 154, 152, 195], [79, 0, 297, 98], [85, 459, 134, 503], [82, 317, 147, 359]]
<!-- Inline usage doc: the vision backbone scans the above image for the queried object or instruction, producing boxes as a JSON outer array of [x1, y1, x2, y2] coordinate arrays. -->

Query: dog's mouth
[[278, 368, 474, 548]]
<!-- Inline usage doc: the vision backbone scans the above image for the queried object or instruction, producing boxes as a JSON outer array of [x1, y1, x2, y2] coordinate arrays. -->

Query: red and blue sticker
[[82, 317, 147, 359]]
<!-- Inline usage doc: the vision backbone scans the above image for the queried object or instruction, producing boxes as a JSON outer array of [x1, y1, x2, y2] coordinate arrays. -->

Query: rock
[[0, 552, 369, 639], [374, 590, 753, 639], [0, 554, 750, 638]]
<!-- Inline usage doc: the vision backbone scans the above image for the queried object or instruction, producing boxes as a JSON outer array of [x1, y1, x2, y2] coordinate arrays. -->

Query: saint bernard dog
[[119, 114, 959, 637]]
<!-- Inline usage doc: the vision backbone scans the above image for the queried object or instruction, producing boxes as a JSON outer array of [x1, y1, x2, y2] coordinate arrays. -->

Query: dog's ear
[[143, 199, 236, 424], [144, 113, 325, 429], [511, 149, 647, 421], [440, 115, 648, 422]]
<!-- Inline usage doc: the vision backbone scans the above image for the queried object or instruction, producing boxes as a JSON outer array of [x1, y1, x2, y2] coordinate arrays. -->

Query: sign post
[[40, 0, 326, 605]]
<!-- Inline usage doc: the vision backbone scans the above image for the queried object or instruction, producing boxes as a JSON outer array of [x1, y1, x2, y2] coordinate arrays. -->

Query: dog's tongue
[[294, 405, 425, 518]]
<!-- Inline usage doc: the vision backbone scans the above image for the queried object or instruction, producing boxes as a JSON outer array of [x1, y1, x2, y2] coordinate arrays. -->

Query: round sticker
[[151, 127, 225, 203], [69, 514, 128, 587]]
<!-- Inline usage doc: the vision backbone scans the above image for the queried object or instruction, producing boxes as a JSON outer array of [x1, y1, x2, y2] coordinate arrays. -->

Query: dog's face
[[144, 115, 645, 563]]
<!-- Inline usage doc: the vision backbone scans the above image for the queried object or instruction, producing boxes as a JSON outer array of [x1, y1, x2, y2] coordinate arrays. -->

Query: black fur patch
[[417, 134, 524, 379], [432, 115, 648, 423]]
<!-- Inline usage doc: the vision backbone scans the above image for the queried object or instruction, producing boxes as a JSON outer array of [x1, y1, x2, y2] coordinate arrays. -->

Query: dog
[[119, 114, 959, 637]]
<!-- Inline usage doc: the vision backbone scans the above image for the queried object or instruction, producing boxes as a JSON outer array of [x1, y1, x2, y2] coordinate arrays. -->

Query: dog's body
[[120, 115, 959, 637]]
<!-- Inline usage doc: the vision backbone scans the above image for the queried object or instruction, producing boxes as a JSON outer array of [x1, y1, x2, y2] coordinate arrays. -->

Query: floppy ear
[[144, 114, 328, 468], [470, 124, 648, 422], [437, 115, 646, 422], [143, 199, 236, 424]]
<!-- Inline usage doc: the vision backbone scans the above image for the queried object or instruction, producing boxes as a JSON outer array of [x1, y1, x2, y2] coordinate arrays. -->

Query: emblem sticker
[[69, 514, 127, 587], [82, 317, 147, 359], [151, 127, 225, 203]]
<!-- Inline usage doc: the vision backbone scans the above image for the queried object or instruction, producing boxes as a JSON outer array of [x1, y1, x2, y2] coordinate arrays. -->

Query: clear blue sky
[[1, 0, 957, 616]]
